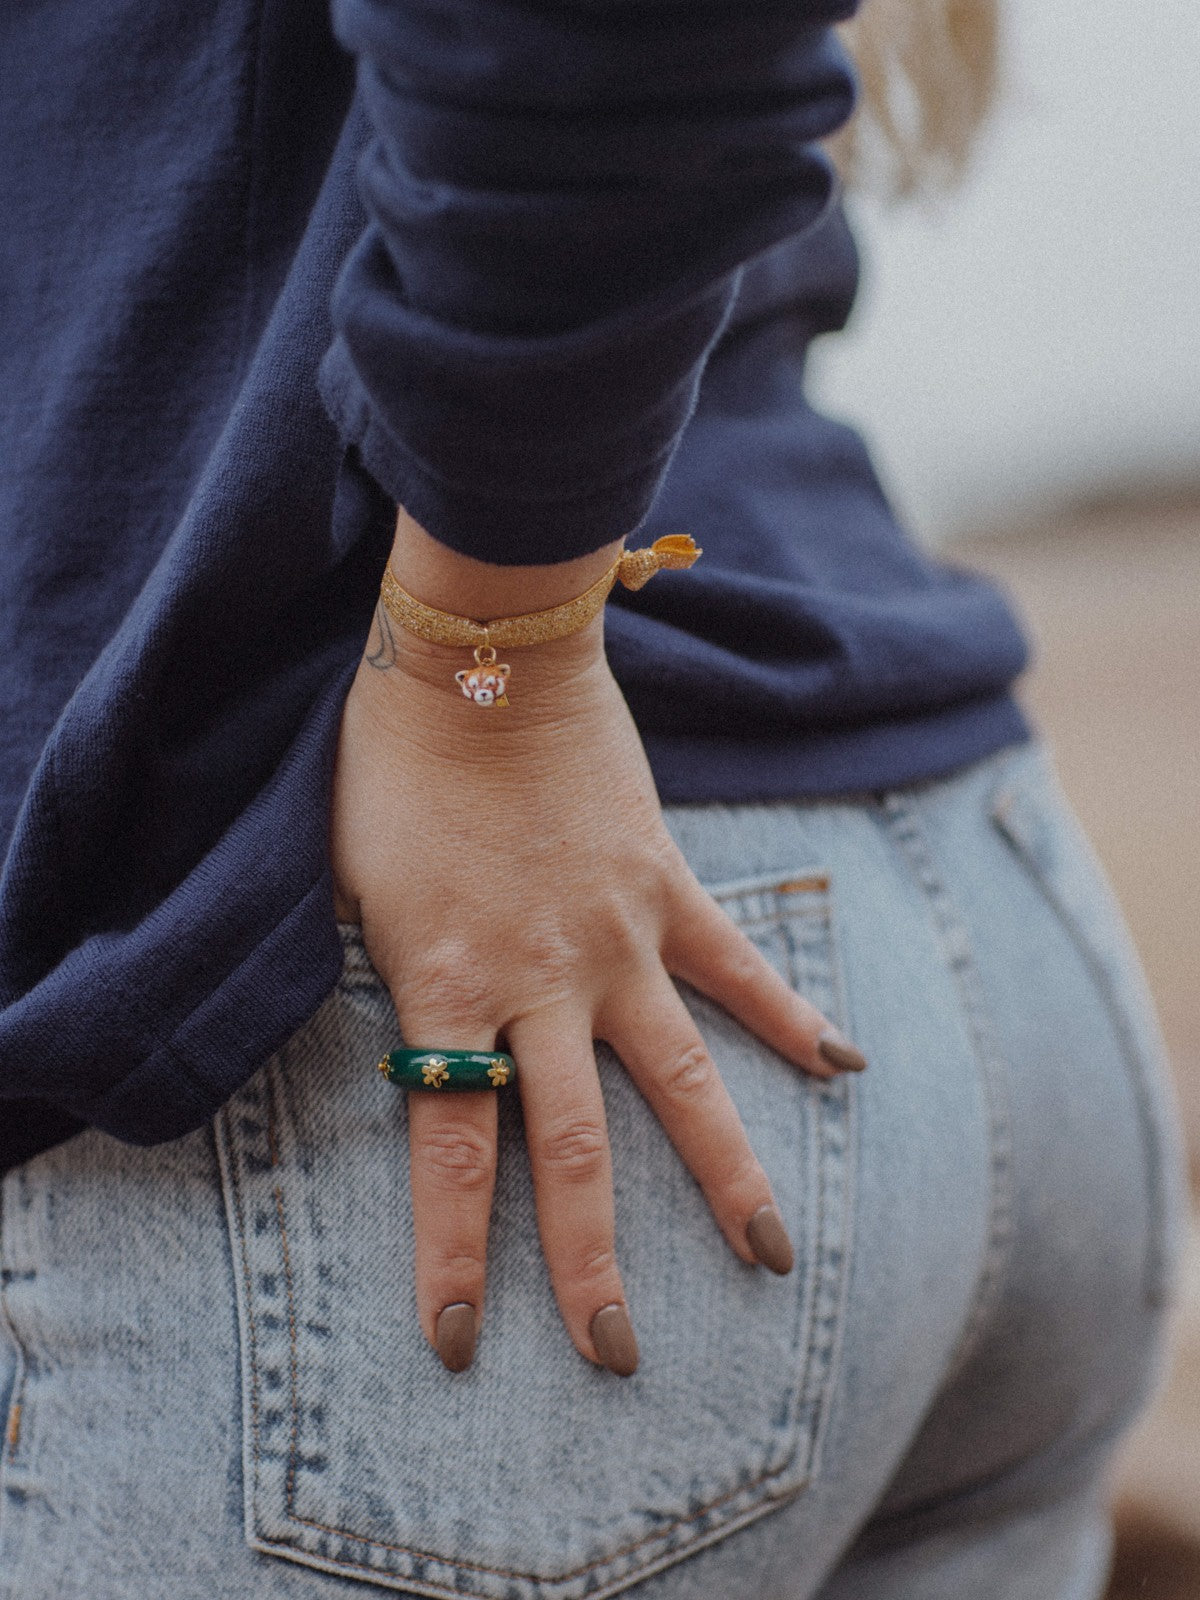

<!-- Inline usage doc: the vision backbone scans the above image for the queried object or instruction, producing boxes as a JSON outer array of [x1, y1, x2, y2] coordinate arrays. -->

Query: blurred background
[[817, 1, 1200, 1593]]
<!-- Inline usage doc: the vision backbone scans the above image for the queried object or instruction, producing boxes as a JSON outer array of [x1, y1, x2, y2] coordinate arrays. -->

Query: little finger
[[663, 878, 867, 1078]]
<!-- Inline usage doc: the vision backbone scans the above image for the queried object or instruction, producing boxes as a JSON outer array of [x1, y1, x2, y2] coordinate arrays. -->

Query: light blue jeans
[[0, 739, 1187, 1600]]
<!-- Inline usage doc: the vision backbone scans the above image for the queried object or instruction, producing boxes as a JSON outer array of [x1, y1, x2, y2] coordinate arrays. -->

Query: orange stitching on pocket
[[4, 1400, 20, 1456], [0, 1334, 25, 1467], [777, 875, 831, 895]]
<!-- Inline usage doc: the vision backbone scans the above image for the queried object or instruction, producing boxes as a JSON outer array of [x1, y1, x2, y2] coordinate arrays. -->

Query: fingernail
[[817, 1027, 868, 1074], [589, 1303, 639, 1376], [746, 1204, 794, 1275], [435, 1303, 478, 1373]]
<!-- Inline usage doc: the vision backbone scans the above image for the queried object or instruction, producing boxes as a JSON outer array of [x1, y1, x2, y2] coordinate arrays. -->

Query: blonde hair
[[829, 0, 1001, 200]]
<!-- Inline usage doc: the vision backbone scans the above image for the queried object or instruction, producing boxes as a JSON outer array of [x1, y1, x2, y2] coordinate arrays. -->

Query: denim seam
[[270, 1474, 801, 1591], [0, 1176, 31, 1472], [878, 793, 1015, 1385], [261, 1065, 304, 1523], [816, 1076, 857, 1474], [990, 781, 1173, 1308], [275, 1183, 302, 1515], [791, 1079, 852, 1472], [226, 890, 851, 1596], [216, 1111, 266, 1539], [780, 890, 853, 1474], [800, 1093, 825, 1459], [805, 885, 858, 1479]]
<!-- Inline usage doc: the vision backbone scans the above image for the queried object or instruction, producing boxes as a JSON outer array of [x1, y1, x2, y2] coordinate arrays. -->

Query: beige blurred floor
[[951, 497, 1200, 1600]]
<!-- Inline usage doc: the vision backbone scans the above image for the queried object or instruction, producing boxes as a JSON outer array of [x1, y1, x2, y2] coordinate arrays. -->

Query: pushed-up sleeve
[[320, 0, 860, 565]]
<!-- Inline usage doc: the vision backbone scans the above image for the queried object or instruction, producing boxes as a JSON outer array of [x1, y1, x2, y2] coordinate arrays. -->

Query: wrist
[[356, 597, 613, 756], [361, 505, 619, 719], [389, 505, 625, 621], [373, 608, 608, 707], [359, 508, 698, 729]]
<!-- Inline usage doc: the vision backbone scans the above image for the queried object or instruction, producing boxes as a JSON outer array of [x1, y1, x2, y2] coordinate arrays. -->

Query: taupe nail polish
[[435, 1303, 478, 1373], [746, 1204, 794, 1275], [589, 1303, 639, 1376], [817, 1027, 868, 1074]]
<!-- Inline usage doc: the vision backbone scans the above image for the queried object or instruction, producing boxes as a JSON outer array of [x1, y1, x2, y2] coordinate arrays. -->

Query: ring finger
[[407, 1057, 499, 1374]]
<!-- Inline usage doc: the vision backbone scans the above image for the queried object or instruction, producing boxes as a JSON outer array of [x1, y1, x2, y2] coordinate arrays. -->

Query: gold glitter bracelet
[[378, 534, 701, 707]]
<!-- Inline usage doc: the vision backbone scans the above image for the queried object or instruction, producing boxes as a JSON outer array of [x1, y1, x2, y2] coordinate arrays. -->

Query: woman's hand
[[329, 517, 865, 1377]]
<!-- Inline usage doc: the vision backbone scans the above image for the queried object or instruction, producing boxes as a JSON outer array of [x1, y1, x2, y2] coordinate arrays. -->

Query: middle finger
[[507, 1006, 638, 1377]]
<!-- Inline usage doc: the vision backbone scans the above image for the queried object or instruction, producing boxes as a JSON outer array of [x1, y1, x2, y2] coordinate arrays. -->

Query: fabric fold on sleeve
[[322, 0, 860, 565]]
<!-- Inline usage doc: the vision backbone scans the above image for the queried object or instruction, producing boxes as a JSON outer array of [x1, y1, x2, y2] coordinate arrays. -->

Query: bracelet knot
[[616, 535, 702, 591]]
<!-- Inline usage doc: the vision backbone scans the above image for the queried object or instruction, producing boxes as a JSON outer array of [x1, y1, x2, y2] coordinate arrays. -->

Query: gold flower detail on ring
[[487, 1060, 510, 1087], [422, 1057, 450, 1088]]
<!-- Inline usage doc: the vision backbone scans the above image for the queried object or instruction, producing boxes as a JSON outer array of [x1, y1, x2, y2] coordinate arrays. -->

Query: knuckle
[[399, 946, 493, 1034], [513, 924, 577, 989], [720, 930, 771, 994], [659, 1039, 715, 1102], [436, 1248, 488, 1283], [569, 1241, 619, 1288], [713, 1153, 764, 1206], [418, 1125, 494, 1194], [537, 1117, 609, 1184]]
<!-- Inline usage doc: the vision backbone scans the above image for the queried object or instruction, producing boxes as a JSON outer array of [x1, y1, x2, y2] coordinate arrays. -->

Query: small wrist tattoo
[[365, 599, 398, 671]]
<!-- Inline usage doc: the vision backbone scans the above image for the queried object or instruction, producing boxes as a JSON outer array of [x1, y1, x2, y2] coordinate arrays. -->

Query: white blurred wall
[[807, 0, 1200, 544]]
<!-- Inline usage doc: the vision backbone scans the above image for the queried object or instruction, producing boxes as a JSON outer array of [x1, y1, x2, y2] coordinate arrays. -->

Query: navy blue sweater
[[0, 0, 1029, 1172]]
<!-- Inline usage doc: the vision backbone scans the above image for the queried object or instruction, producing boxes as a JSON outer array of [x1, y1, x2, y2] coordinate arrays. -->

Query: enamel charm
[[455, 645, 510, 707]]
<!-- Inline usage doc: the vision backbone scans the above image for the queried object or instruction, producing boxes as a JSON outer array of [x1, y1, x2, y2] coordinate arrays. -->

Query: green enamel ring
[[377, 1047, 517, 1091]]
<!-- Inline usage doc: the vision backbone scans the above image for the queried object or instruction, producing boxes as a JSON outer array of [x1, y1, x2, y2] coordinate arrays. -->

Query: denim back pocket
[[988, 742, 1187, 1309], [215, 868, 856, 1600]]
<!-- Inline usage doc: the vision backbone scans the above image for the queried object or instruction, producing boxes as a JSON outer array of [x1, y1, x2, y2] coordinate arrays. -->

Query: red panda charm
[[455, 646, 510, 707]]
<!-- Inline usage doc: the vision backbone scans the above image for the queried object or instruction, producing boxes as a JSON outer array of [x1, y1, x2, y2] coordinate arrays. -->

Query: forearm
[[323, 0, 860, 565]]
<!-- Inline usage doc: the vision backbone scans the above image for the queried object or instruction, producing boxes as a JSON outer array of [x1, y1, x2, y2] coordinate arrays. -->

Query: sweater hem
[[83, 871, 344, 1148], [645, 693, 1032, 806]]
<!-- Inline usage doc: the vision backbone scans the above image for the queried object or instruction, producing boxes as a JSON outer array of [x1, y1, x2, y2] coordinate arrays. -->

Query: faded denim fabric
[[0, 740, 1186, 1600]]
